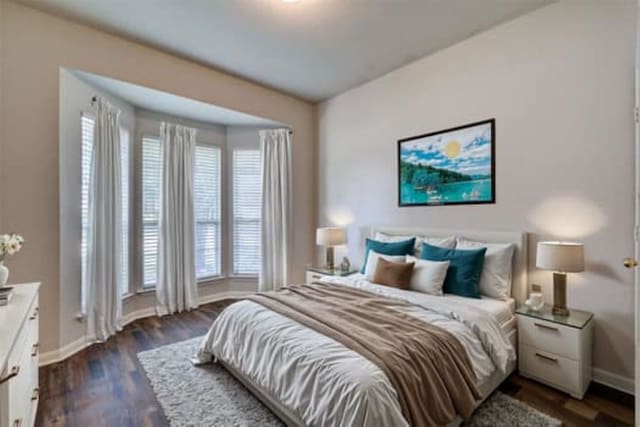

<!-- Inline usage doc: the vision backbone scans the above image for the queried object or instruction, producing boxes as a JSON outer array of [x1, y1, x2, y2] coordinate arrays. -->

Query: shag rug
[[138, 337, 562, 427]]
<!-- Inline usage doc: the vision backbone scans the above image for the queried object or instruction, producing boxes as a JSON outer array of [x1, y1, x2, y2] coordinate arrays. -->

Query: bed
[[196, 227, 528, 426]]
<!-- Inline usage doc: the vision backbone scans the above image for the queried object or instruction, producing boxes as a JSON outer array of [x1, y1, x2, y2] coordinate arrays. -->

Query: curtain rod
[[92, 95, 292, 135]]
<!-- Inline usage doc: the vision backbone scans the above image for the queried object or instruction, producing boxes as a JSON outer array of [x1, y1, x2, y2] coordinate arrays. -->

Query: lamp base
[[552, 272, 569, 316], [324, 247, 335, 270]]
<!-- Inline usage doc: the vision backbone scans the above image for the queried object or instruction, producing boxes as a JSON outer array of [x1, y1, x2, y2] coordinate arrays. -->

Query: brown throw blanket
[[247, 283, 482, 427]]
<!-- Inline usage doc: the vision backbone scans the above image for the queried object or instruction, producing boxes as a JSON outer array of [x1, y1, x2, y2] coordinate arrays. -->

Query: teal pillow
[[361, 237, 416, 273], [421, 242, 486, 298]]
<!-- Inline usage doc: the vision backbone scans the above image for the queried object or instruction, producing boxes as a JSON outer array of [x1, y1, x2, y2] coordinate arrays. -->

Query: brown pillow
[[372, 258, 415, 290]]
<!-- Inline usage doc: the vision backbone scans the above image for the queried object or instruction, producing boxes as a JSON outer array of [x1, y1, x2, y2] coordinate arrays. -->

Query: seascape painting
[[398, 119, 495, 206]]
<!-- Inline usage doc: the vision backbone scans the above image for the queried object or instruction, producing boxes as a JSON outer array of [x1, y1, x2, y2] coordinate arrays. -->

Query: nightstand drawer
[[306, 271, 326, 283], [520, 344, 580, 393], [518, 315, 579, 360]]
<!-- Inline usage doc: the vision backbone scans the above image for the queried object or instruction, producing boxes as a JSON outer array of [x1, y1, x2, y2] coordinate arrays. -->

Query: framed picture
[[398, 119, 495, 206]]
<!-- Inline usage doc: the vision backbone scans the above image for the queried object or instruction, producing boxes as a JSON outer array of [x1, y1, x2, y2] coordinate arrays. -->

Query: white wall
[[0, 0, 316, 355], [318, 0, 636, 383]]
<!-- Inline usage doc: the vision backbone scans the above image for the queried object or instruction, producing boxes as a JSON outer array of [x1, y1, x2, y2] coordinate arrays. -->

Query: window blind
[[81, 114, 129, 304], [232, 149, 261, 275], [194, 145, 221, 278], [142, 137, 162, 288]]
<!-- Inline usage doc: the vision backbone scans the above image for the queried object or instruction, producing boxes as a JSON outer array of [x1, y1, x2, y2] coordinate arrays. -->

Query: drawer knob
[[13, 418, 22, 427], [0, 365, 20, 384], [31, 387, 40, 401], [29, 307, 39, 320], [535, 352, 558, 363], [533, 322, 558, 332], [31, 342, 39, 357]]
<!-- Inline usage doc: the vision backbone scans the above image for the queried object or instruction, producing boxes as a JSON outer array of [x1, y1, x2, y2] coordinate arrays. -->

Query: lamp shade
[[536, 241, 584, 272], [316, 227, 346, 246]]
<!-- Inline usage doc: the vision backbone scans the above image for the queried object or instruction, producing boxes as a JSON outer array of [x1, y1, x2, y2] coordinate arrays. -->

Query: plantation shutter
[[194, 145, 221, 278], [232, 149, 262, 275], [142, 136, 162, 287]]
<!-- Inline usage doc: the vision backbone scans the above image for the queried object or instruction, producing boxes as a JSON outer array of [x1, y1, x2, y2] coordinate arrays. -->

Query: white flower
[[0, 233, 23, 258]]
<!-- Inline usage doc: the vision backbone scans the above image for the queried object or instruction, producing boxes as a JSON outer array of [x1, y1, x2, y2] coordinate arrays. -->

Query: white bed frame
[[223, 227, 528, 426]]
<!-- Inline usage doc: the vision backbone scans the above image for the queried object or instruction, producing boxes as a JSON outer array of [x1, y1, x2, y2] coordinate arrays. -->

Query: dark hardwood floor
[[36, 300, 634, 427]]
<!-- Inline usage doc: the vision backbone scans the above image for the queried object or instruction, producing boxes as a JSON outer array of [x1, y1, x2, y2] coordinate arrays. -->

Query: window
[[141, 137, 162, 288], [81, 114, 129, 310], [232, 149, 261, 275], [194, 145, 221, 278]]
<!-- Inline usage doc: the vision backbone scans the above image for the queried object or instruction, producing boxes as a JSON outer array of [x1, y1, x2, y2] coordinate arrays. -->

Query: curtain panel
[[156, 122, 198, 315], [259, 129, 292, 292], [85, 97, 123, 342]]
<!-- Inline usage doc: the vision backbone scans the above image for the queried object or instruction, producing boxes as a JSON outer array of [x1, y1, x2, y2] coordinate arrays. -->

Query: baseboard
[[39, 290, 252, 367], [592, 367, 635, 395]]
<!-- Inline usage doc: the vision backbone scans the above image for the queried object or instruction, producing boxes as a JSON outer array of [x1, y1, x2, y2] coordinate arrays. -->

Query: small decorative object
[[536, 241, 585, 316], [525, 291, 544, 312], [398, 119, 495, 206], [339, 257, 351, 272], [316, 227, 347, 270], [0, 233, 24, 287]]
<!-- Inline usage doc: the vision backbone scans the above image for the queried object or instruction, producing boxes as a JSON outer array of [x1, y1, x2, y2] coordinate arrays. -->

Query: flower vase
[[0, 261, 9, 287]]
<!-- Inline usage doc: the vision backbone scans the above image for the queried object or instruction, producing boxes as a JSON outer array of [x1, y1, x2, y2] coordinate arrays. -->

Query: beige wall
[[0, 0, 316, 354], [318, 0, 636, 382]]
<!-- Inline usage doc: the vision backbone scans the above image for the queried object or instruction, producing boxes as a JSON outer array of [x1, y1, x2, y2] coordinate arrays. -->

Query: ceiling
[[73, 70, 283, 127], [20, 0, 553, 102]]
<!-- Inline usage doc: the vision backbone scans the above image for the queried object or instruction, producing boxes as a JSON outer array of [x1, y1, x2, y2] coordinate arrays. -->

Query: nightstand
[[305, 266, 358, 283], [516, 305, 593, 399]]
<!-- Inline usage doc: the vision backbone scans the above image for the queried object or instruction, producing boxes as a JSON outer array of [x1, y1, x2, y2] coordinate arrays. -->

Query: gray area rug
[[138, 337, 562, 427]]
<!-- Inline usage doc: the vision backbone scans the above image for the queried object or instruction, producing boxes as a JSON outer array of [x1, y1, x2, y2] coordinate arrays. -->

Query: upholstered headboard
[[365, 226, 529, 304]]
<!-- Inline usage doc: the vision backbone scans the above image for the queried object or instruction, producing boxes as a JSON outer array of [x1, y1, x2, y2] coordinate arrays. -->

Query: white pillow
[[373, 232, 456, 257], [456, 238, 515, 300], [406, 255, 450, 295], [364, 250, 407, 281]]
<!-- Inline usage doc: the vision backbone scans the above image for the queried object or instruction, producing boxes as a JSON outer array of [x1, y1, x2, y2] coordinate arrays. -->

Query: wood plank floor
[[36, 300, 634, 427]]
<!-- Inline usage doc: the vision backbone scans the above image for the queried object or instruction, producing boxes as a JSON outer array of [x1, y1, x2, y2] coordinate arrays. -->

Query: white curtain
[[156, 122, 198, 316], [259, 129, 292, 292], [86, 97, 123, 342]]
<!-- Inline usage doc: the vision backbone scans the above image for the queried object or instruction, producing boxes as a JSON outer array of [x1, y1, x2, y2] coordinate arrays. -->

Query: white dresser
[[0, 283, 40, 427], [516, 305, 593, 399]]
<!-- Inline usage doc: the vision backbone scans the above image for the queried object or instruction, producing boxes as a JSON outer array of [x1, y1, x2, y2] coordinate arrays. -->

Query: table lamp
[[536, 241, 585, 316], [316, 227, 346, 270]]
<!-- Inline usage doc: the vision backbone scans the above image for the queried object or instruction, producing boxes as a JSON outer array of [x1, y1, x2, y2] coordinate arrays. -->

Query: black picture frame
[[397, 119, 495, 207]]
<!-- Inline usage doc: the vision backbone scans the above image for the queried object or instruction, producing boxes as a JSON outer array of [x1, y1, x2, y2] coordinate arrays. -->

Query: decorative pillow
[[364, 251, 407, 281], [373, 232, 456, 257], [406, 255, 450, 295], [456, 238, 515, 300], [360, 237, 416, 273], [421, 242, 486, 298], [372, 258, 414, 290]]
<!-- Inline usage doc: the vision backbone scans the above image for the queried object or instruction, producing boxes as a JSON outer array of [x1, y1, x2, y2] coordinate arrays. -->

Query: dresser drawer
[[518, 315, 580, 360], [520, 344, 580, 394]]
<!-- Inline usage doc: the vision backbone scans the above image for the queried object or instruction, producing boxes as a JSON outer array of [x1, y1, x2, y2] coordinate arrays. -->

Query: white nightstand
[[516, 305, 593, 399], [305, 266, 358, 283]]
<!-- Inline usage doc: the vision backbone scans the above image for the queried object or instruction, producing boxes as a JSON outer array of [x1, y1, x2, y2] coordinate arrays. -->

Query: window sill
[[227, 274, 258, 280], [198, 275, 226, 286]]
